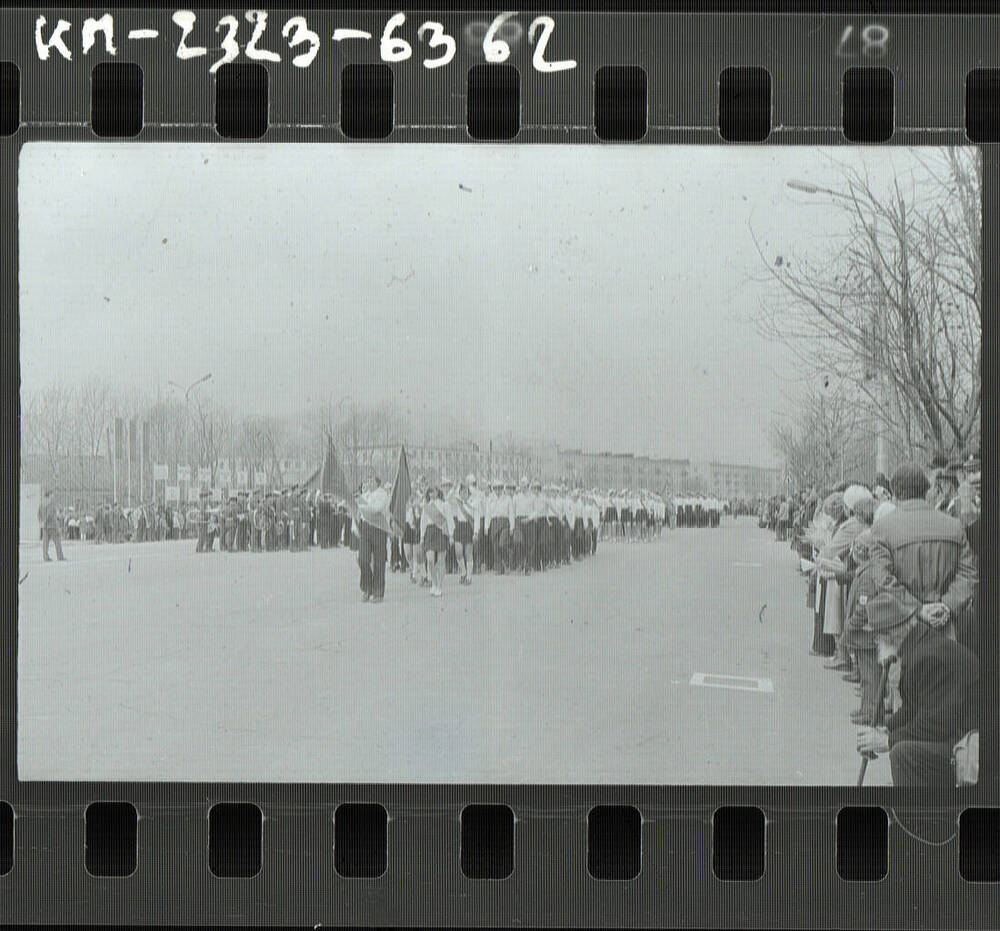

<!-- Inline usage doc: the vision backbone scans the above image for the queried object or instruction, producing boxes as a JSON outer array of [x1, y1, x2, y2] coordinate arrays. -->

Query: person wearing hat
[[843, 529, 881, 724], [489, 482, 515, 575], [480, 482, 498, 572], [810, 490, 857, 663], [299, 488, 313, 551], [870, 462, 977, 646], [926, 451, 949, 495], [465, 474, 486, 576], [855, 590, 979, 786], [38, 489, 66, 562], [195, 488, 214, 553], [233, 490, 249, 551], [933, 465, 961, 517], [218, 492, 234, 552], [316, 492, 332, 549], [512, 477, 534, 574]]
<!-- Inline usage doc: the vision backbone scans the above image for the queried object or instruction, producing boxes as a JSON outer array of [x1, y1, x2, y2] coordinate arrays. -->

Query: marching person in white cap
[[450, 479, 476, 585], [490, 481, 516, 574], [466, 473, 486, 576], [513, 476, 535, 574]]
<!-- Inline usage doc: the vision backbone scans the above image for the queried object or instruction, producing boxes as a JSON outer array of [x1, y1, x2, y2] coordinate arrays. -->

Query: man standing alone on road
[[38, 490, 66, 562]]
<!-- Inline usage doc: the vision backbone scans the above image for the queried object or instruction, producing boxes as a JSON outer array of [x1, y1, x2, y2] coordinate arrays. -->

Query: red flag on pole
[[388, 445, 411, 537], [320, 433, 358, 521]]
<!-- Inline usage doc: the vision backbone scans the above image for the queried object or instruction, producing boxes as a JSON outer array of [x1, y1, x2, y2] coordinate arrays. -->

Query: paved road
[[17, 520, 891, 785]]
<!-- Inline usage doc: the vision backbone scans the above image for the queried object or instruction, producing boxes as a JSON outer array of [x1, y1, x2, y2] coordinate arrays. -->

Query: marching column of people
[[783, 454, 981, 787], [351, 474, 672, 601]]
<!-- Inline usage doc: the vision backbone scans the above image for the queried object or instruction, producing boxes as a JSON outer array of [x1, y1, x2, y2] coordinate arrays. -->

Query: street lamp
[[168, 372, 213, 403], [168, 373, 212, 489]]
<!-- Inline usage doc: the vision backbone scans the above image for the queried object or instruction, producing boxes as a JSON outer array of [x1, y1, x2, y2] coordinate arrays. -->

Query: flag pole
[[127, 419, 132, 507]]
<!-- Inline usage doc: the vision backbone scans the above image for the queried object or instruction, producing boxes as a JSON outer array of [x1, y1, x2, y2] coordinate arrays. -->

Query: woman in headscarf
[[817, 485, 873, 670], [807, 490, 844, 656]]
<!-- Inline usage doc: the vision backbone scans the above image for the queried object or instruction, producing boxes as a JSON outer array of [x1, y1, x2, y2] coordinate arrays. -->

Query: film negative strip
[[1, 3, 996, 927]]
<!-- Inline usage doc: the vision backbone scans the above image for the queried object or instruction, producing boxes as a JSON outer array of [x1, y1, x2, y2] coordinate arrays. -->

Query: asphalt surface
[[17, 519, 891, 784]]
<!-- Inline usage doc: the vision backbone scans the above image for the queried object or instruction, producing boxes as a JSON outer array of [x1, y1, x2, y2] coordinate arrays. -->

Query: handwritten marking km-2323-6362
[[34, 10, 577, 75]]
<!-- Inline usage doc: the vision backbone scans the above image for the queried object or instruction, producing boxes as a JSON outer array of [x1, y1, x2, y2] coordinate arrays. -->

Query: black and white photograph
[[17, 142, 980, 786]]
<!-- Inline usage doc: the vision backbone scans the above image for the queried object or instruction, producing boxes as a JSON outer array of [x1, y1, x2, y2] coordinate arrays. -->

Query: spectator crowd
[[757, 454, 980, 787]]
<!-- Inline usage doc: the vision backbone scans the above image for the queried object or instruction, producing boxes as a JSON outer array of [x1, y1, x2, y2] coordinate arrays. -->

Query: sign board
[[177, 465, 191, 482], [187, 484, 202, 502], [254, 470, 267, 487], [197, 467, 211, 484], [165, 485, 180, 503], [153, 463, 169, 481]]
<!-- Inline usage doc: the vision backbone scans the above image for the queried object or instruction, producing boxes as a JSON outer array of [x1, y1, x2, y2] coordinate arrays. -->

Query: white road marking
[[690, 672, 774, 693]]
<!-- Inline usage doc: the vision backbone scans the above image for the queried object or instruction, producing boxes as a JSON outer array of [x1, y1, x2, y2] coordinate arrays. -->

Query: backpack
[[952, 730, 978, 787]]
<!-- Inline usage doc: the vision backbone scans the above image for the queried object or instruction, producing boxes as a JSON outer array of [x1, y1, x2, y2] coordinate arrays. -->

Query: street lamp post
[[168, 373, 212, 496]]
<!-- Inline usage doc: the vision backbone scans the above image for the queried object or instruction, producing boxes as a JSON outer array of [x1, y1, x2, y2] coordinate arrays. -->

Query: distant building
[[20, 453, 111, 510], [696, 461, 785, 499], [341, 443, 782, 496], [346, 444, 542, 487], [552, 448, 695, 493]]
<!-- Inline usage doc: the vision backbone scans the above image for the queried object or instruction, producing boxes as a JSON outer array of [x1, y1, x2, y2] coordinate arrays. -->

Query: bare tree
[[771, 386, 875, 490], [73, 377, 113, 496], [26, 384, 76, 486], [753, 147, 981, 462]]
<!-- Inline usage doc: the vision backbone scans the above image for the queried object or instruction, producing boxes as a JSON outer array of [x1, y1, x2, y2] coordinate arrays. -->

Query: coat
[[885, 623, 978, 748], [819, 516, 863, 636], [870, 499, 978, 638], [843, 561, 878, 652]]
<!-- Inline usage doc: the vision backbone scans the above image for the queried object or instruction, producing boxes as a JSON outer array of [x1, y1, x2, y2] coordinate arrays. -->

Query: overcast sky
[[19, 143, 945, 467]]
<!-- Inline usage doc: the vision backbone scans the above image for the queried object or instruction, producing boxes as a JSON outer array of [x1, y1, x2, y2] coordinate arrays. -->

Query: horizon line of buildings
[[21, 442, 786, 510]]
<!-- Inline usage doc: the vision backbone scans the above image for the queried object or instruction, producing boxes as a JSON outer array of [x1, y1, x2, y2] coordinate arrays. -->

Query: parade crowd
[[757, 454, 981, 787], [352, 476, 686, 601]]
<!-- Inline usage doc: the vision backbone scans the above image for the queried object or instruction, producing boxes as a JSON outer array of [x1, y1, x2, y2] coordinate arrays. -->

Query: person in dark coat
[[856, 591, 979, 787], [870, 462, 978, 645], [317, 494, 332, 548], [38, 490, 66, 561], [843, 530, 880, 724]]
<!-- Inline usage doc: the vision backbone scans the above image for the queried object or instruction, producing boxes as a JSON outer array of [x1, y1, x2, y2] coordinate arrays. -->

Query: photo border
[[1, 4, 995, 926]]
